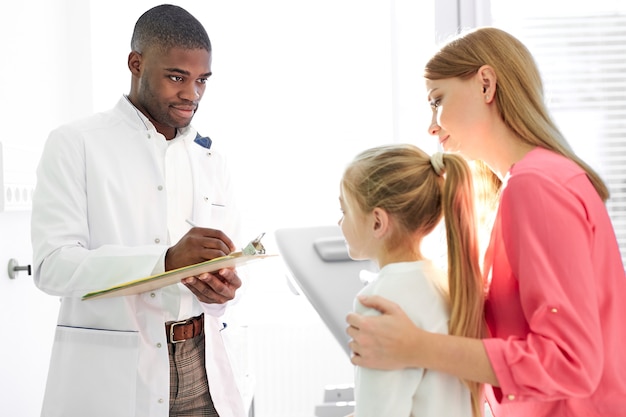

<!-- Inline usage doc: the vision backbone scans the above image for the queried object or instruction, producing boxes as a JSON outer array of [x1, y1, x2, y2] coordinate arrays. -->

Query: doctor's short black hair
[[131, 4, 211, 54]]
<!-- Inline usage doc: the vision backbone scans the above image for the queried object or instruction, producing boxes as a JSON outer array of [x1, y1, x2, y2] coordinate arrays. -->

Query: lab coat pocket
[[42, 325, 139, 417], [206, 202, 233, 232]]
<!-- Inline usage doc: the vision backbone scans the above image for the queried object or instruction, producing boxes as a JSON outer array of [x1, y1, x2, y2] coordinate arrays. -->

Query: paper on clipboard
[[82, 253, 276, 301], [83, 232, 274, 301]]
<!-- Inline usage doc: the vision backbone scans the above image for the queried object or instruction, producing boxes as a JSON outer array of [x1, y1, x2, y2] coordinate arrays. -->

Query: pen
[[186, 219, 198, 228]]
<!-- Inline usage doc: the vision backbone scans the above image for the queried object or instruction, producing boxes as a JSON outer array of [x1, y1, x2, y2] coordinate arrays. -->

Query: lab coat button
[[150, 292, 156, 298], [507, 394, 515, 401], [154, 238, 161, 244], [157, 185, 163, 191], [157, 343, 162, 348], [158, 398, 164, 403]]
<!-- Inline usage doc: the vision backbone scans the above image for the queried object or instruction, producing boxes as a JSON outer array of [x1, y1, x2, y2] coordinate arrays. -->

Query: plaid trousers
[[167, 323, 219, 417]]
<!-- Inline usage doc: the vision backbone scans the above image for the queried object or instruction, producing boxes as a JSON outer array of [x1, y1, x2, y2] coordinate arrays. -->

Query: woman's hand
[[347, 296, 499, 385], [346, 295, 423, 370]]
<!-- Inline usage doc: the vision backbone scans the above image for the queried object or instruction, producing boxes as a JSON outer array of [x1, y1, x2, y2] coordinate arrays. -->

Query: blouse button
[[551, 308, 558, 313], [150, 292, 156, 298], [507, 394, 515, 401], [154, 238, 160, 244]]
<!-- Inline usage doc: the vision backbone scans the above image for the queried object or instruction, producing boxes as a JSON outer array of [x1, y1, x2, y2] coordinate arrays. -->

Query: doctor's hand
[[165, 226, 236, 271], [346, 295, 422, 370], [165, 227, 241, 304], [182, 268, 242, 304]]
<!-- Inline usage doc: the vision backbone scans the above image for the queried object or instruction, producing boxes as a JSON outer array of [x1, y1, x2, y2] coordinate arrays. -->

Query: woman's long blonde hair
[[342, 144, 485, 416], [425, 27, 609, 202]]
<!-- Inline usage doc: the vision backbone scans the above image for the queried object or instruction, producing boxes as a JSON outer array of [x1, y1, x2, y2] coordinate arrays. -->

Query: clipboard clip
[[237, 233, 266, 256]]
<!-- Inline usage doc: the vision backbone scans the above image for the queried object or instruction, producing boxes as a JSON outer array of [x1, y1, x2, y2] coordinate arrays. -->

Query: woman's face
[[425, 75, 490, 160]]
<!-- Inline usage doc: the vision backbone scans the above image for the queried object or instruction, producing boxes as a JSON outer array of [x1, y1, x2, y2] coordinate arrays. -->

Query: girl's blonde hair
[[342, 144, 485, 416], [425, 26, 609, 202]]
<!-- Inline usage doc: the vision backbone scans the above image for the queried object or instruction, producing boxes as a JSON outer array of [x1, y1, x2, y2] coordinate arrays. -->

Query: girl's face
[[425, 75, 489, 160], [338, 187, 375, 261]]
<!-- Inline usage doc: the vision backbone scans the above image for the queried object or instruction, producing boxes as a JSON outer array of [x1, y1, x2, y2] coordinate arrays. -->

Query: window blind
[[491, 12, 626, 263]]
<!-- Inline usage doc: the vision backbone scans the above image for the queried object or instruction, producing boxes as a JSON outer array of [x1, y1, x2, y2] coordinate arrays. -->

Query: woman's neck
[[481, 128, 536, 179]]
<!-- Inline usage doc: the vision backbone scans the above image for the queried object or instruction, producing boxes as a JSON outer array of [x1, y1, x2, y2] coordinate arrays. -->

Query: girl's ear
[[371, 207, 390, 239]]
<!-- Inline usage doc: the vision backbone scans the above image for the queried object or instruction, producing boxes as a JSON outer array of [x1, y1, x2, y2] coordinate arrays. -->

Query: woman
[[345, 27, 626, 417]]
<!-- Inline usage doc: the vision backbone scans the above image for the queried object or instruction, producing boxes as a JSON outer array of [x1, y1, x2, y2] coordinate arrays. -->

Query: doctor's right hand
[[165, 227, 241, 304], [165, 226, 236, 271]]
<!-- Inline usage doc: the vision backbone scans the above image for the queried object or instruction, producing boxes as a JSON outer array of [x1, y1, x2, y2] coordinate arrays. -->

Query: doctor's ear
[[128, 51, 143, 75]]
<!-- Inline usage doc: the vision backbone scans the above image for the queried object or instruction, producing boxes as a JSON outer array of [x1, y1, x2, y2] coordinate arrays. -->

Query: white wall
[[89, 0, 436, 235], [0, 212, 59, 416], [89, 3, 435, 415], [0, 1, 91, 415]]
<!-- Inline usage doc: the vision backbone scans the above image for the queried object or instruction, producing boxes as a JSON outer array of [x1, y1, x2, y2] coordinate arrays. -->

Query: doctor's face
[[132, 46, 212, 137]]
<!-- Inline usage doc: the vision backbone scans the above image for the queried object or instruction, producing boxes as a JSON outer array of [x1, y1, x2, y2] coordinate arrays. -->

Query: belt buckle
[[169, 319, 190, 344]]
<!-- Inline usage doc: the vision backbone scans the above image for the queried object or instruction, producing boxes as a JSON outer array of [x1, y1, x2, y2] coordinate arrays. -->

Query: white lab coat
[[31, 97, 246, 417]]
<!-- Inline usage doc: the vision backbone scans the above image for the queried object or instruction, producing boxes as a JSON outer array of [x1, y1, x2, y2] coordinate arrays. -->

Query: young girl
[[346, 27, 626, 417], [339, 144, 485, 417]]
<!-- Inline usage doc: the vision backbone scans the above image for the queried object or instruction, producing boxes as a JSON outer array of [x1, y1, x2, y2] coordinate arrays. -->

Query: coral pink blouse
[[482, 147, 626, 417]]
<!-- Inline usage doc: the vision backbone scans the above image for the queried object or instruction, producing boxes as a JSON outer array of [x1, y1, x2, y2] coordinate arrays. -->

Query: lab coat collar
[[117, 95, 211, 148]]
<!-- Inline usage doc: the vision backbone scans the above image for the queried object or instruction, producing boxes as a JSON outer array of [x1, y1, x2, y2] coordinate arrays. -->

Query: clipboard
[[82, 253, 276, 301], [83, 233, 274, 301]]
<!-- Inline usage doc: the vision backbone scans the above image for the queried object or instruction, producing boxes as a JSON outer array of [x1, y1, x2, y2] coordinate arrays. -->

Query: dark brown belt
[[165, 314, 204, 344]]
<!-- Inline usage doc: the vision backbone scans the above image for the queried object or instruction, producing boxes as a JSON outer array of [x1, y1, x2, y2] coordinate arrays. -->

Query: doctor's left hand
[[165, 226, 241, 304], [182, 268, 242, 304]]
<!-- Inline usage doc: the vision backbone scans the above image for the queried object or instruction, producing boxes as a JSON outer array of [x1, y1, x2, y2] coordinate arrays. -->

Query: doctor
[[31, 5, 247, 417]]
